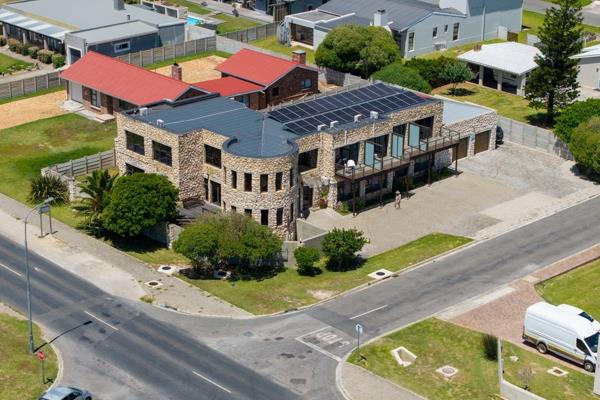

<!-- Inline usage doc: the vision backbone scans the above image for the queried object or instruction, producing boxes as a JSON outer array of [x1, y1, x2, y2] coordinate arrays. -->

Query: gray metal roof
[[317, 0, 463, 31], [0, 9, 70, 38], [289, 9, 339, 23], [2, 0, 183, 32], [315, 14, 373, 32], [69, 21, 158, 45]]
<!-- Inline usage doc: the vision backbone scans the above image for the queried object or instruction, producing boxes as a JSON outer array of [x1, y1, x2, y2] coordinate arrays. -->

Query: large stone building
[[115, 83, 496, 239]]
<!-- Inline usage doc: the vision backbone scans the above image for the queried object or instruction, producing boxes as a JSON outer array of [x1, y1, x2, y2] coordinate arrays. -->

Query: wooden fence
[[117, 36, 217, 67], [0, 71, 64, 101], [218, 22, 278, 42], [42, 149, 116, 178]]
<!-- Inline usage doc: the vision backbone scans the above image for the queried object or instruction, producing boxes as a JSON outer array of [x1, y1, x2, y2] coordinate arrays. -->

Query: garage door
[[474, 131, 491, 154], [69, 82, 83, 103], [453, 137, 469, 161]]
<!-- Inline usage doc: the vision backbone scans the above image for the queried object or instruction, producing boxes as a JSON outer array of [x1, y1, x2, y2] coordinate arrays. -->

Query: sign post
[[37, 204, 53, 236], [37, 351, 46, 384], [594, 341, 600, 395], [355, 323, 363, 356]]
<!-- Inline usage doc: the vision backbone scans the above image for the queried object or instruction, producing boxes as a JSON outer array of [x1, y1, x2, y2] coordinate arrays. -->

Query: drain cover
[[436, 365, 459, 379], [157, 265, 177, 275], [368, 269, 393, 280], [145, 280, 163, 288]]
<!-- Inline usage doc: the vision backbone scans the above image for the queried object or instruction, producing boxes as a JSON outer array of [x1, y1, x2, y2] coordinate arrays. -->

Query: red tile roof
[[193, 76, 263, 97], [60, 52, 202, 106], [215, 48, 316, 86]]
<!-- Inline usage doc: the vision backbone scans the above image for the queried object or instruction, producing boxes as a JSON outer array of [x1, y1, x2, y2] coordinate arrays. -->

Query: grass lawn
[[143, 50, 231, 70], [536, 258, 600, 317], [520, 10, 600, 43], [349, 318, 595, 400], [167, 0, 210, 15], [215, 13, 262, 35], [0, 52, 32, 75], [250, 36, 316, 64], [180, 233, 471, 315], [0, 313, 58, 400], [432, 82, 547, 126]]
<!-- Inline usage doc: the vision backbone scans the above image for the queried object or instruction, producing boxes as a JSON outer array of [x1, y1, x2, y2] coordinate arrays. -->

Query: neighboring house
[[200, 48, 318, 109], [253, 0, 329, 16], [283, 0, 523, 58], [114, 82, 496, 239], [60, 52, 207, 115], [458, 41, 540, 95], [573, 44, 600, 92], [0, 0, 186, 64]]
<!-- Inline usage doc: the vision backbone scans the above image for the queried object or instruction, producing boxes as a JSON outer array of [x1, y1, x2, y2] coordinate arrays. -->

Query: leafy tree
[[553, 99, 600, 142], [524, 0, 583, 123], [322, 228, 368, 271], [28, 175, 68, 205], [372, 63, 432, 93], [172, 215, 221, 272], [294, 246, 321, 276], [102, 173, 178, 237], [440, 61, 474, 95], [315, 25, 398, 77], [404, 56, 460, 88], [569, 116, 600, 176], [73, 169, 117, 228]]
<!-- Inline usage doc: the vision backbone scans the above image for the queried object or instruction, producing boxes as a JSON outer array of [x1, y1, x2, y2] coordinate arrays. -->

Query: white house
[[573, 44, 600, 92]]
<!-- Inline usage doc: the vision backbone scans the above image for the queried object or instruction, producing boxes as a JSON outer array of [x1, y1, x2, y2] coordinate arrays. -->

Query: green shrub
[[7, 38, 20, 53], [372, 63, 432, 93], [28, 46, 39, 59], [102, 173, 178, 237], [322, 228, 368, 271], [294, 246, 321, 276], [37, 49, 54, 64], [554, 99, 600, 143], [0, 36, 6, 47], [482, 334, 498, 361], [52, 53, 65, 68], [569, 116, 600, 177], [19, 42, 31, 56], [440, 61, 475, 94], [404, 56, 460, 88], [28, 175, 68, 205]]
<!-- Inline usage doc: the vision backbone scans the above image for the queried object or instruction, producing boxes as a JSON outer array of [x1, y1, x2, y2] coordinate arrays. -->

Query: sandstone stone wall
[[444, 110, 498, 159]]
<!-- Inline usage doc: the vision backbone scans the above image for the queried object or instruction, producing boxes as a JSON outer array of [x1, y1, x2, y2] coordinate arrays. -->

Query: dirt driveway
[[152, 56, 226, 83], [0, 90, 66, 130]]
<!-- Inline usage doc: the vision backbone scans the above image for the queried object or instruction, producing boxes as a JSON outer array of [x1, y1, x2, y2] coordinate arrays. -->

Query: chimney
[[171, 62, 182, 81], [374, 9, 387, 27], [292, 50, 306, 65], [114, 0, 125, 10], [126, 14, 131, 21]]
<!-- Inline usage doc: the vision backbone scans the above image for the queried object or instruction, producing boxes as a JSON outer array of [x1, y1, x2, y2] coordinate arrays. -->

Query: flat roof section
[[3, 0, 183, 31], [69, 21, 158, 45], [0, 9, 71, 39], [458, 42, 541, 76], [436, 96, 495, 125], [288, 9, 340, 23]]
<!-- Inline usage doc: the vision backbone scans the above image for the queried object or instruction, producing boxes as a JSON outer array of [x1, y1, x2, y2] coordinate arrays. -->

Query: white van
[[557, 304, 600, 331], [523, 302, 599, 372]]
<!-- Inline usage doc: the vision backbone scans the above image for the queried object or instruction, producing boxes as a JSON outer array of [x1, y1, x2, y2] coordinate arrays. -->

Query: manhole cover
[[145, 280, 163, 288], [157, 265, 177, 275], [213, 270, 231, 280], [547, 367, 568, 377], [376, 271, 386, 276], [436, 365, 459, 379], [368, 269, 393, 280]]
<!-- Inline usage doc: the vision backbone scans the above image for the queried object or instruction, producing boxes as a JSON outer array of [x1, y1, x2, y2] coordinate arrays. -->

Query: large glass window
[[335, 143, 359, 165], [205, 145, 222, 168], [152, 141, 172, 166], [299, 149, 318, 172], [126, 131, 144, 155]]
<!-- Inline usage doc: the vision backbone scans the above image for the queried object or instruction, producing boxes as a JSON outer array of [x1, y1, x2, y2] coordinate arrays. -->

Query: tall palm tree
[[73, 169, 118, 227]]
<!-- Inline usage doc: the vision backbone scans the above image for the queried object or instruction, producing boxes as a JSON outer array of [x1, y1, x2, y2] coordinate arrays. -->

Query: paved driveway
[[307, 142, 600, 255]]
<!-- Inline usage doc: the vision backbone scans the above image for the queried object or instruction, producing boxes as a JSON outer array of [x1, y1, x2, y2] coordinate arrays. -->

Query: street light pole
[[23, 197, 53, 354]]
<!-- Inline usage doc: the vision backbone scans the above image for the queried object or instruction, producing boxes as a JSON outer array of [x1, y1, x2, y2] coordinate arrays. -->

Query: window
[[577, 339, 591, 355], [244, 208, 252, 216], [119, 99, 135, 110], [444, 24, 448, 33], [114, 41, 131, 53], [260, 209, 269, 225], [453, 23, 460, 41], [289, 202, 294, 222], [90, 89, 101, 108], [272, 87, 280, 97], [260, 174, 269, 192], [152, 141, 172, 166], [301, 79, 312, 89], [276, 208, 283, 226], [231, 170, 237, 189], [126, 131, 144, 155], [275, 172, 283, 191], [204, 145, 222, 168], [289, 168, 295, 187], [408, 32, 415, 52], [432, 27, 438, 38], [299, 149, 318, 172], [244, 173, 252, 192], [210, 181, 221, 205], [125, 163, 144, 174], [231, 205, 237, 212]]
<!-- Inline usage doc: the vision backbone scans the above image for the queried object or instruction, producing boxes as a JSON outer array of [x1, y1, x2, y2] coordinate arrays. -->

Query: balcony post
[[352, 169, 356, 217]]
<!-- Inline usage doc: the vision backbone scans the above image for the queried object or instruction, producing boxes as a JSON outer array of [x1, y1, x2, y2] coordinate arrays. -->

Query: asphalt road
[[524, 0, 600, 27], [2, 195, 600, 399]]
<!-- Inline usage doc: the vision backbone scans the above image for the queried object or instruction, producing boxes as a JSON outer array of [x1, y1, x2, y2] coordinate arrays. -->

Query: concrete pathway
[[340, 363, 425, 400], [524, 0, 600, 27], [0, 193, 251, 317], [190, 0, 273, 23]]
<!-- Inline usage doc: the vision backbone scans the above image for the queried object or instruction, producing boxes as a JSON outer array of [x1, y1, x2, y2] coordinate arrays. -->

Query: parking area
[[306, 142, 600, 256]]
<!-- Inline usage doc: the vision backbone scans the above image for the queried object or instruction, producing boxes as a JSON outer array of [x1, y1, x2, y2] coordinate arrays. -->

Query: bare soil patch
[[0, 90, 66, 130], [152, 56, 226, 83]]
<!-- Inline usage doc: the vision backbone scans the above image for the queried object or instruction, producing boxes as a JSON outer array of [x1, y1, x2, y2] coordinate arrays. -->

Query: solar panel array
[[268, 83, 430, 135]]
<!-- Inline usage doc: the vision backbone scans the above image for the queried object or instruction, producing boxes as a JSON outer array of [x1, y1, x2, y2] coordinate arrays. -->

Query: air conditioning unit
[[156, 119, 165, 127], [370, 111, 379, 120], [354, 114, 362, 123], [317, 124, 327, 132], [330, 120, 339, 129], [139, 107, 148, 116]]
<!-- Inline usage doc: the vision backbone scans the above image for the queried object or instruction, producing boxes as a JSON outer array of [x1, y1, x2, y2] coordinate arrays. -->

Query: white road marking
[[349, 305, 388, 320], [0, 261, 22, 277], [192, 371, 232, 394], [84, 310, 119, 331], [294, 337, 342, 362]]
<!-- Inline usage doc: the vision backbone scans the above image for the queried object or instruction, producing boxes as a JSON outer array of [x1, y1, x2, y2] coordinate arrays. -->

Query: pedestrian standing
[[394, 190, 402, 209]]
